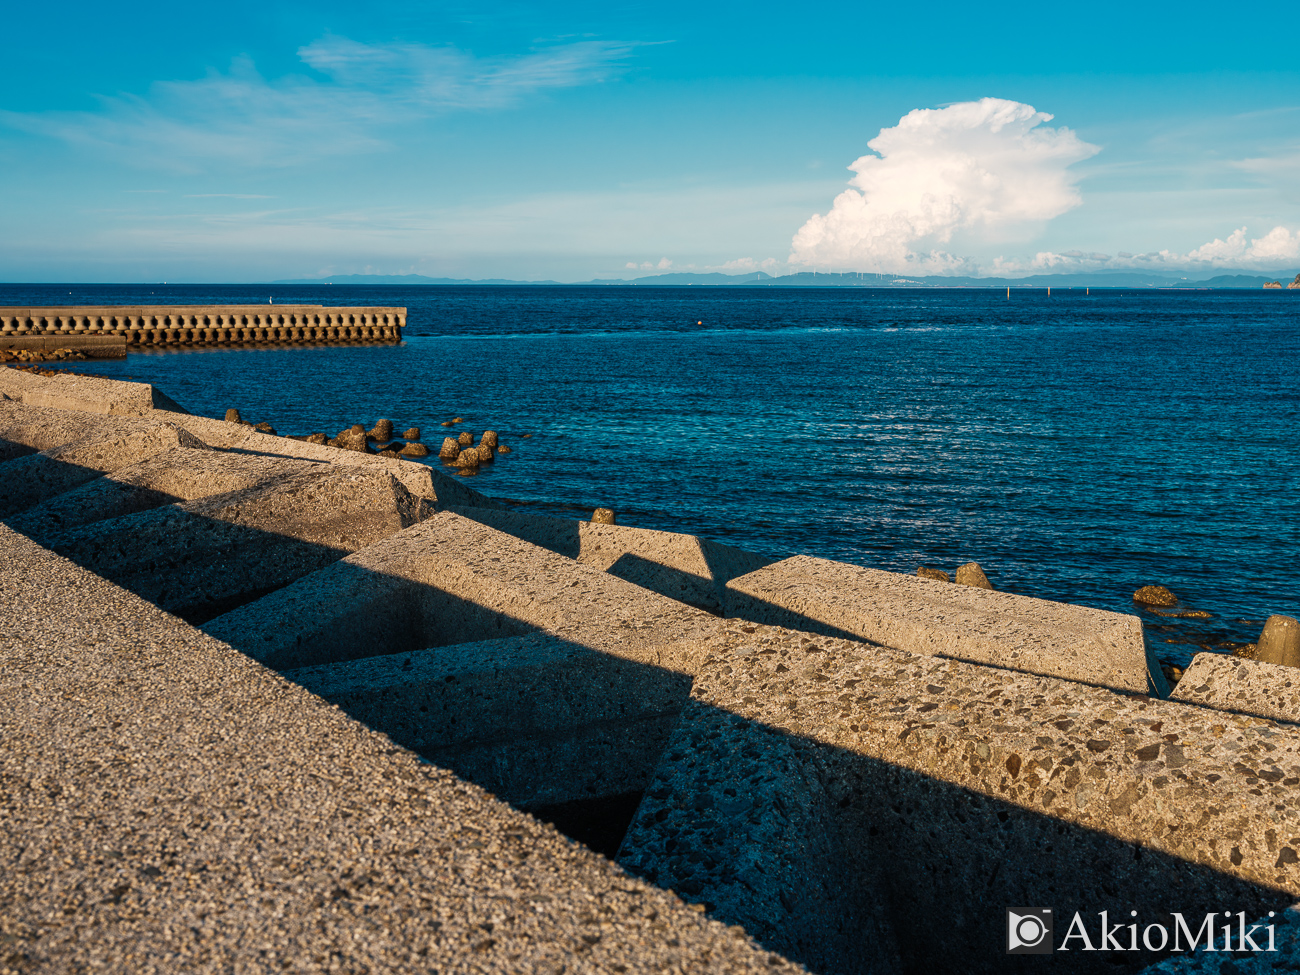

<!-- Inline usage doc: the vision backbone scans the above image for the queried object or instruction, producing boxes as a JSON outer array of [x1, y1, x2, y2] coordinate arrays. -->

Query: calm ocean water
[[5, 282, 1298, 667]]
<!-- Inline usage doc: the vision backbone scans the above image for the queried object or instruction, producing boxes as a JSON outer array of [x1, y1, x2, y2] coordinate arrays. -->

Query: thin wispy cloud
[[0, 37, 637, 173], [790, 98, 1100, 273]]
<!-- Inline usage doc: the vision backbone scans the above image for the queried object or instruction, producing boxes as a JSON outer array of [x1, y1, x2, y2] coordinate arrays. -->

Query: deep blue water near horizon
[[5, 283, 1298, 667]]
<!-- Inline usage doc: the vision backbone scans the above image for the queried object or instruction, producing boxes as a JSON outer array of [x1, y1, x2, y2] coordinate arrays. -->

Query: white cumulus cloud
[[790, 98, 1100, 273], [1184, 226, 1300, 266], [1000, 226, 1300, 274]]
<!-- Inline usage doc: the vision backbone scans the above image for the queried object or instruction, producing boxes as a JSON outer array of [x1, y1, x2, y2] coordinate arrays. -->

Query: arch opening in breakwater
[[0, 304, 406, 350]]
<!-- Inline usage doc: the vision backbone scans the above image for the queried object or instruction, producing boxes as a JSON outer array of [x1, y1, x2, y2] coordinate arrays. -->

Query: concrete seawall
[[0, 333, 127, 358], [0, 304, 405, 350]]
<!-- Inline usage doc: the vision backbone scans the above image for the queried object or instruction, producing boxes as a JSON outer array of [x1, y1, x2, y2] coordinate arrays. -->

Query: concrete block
[[0, 523, 792, 975], [621, 622, 1300, 974], [619, 694, 902, 975], [285, 632, 693, 807], [205, 511, 722, 672], [147, 410, 263, 449], [1171, 652, 1300, 725], [0, 421, 210, 518], [0, 397, 153, 457], [724, 555, 1168, 696], [138, 412, 503, 508], [6, 448, 330, 543], [14, 371, 188, 416], [0, 365, 50, 399], [449, 506, 774, 613], [1258, 615, 1300, 668], [46, 467, 433, 623]]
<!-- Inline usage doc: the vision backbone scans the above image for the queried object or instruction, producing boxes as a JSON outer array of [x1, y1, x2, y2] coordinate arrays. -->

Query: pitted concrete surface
[[45, 468, 433, 623], [147, 410, 266, 449], [286, 633, 694, 807], [449, 506, 773, 614], [620, 622, 1300, 973], [6, 448, 340, 543], [0, 421, 209, 517], [206, 511, 724, 672], [724, 555, 1169, 696], [618, 686, 901, 975], [0, 525, 793, 975], [1172, 653, 1300, 725], [0, 398, 168, 459], [0, 364, 48, 399], [1, 366, 187, 415]]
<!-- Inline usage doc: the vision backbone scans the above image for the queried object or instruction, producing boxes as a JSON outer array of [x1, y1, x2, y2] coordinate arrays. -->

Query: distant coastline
[[270, 269, 1300, 289]]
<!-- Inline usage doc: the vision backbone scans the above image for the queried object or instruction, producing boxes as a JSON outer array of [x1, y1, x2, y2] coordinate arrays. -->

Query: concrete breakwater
[[0, 304, 405, 350], [7, 363, 1300, 974]]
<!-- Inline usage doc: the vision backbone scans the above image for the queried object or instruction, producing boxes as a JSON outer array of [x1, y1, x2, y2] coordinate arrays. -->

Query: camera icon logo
[[1007, 908, 1053, 954]]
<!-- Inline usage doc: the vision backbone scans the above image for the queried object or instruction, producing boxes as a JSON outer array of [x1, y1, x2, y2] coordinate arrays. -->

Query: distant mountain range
[[272, 270, 1300, 289]]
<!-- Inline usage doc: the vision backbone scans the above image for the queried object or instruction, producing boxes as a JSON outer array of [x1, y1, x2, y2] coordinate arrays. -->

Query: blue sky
[[2, 1, 1298, 281]]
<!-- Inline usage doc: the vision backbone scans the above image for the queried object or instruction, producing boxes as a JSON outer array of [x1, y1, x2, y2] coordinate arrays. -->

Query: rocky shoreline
[[219, 407, 524, 477]]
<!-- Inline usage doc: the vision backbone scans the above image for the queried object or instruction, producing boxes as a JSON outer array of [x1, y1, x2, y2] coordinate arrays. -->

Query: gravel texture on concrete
[[205, 511, 725, 672], [5, 448, 333, 543], [1171, 653, 1300, 726], [619, 622, 1300, 974], [0, 398, 173, 460], [0, 525, 796, 974], [285, 633, 694, 808], [42, 467, 434, 623], [0, 421, 209, 518], [448, 506, 774, 614], [724, 555, 1169, 696], [0, 365, 188, 415]]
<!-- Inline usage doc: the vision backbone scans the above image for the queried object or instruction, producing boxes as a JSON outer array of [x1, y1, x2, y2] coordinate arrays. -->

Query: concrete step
[[0, 365, 187, 415], [724, 555, 1168, 696], [0, 397, 167, 460], [152, 411, 501, 508]]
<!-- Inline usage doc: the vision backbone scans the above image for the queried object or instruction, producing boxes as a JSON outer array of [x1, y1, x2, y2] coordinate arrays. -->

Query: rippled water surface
[[6, 283, 1298, 665]]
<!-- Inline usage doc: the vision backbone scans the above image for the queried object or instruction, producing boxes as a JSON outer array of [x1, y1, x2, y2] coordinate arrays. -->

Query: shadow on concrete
[[0, 461, 1293, 975], [720, 593, 885, 647], [606, 551, 724, 614], [0, 435, 38, 464], [617, 699, 1294, 975]]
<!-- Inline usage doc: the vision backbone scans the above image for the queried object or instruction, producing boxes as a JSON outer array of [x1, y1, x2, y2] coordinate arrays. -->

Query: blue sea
[[5, 282, 1298, 667]]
